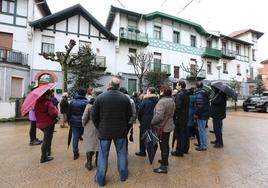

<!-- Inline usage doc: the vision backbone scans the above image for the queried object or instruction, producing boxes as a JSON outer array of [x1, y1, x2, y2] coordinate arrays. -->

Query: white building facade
[[105, 6, 264, 96]]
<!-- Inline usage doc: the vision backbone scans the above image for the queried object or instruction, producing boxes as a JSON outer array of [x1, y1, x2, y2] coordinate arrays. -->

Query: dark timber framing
[[88, 23, 91, 39], [66, 18, 68, 35], [30, 4, 116, 41], [77, 14, 80, 37]]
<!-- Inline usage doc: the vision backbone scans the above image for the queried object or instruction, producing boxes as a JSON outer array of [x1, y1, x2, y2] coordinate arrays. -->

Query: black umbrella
[[142, 129, 159, 164], [211, 81, 238, 100], [67, 127, 72, 149]]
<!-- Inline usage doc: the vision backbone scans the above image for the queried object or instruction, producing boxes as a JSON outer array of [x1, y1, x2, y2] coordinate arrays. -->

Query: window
[[11, 77, 23, 97], [79, 40, 91, 50], [223, 62, 228, 73], [174, 66, 180, 78], [222, 41, 227, 54], [153, 26, 161, 40], [190, 58, 197, 75], [153, 52, 161, 72], [129, 48, 137, 63], [190, 35, 196, 47], [237, 64, 241, 75], [1, 0, 15, 14], [236, 44, 240, 55], [173, 31, 180, 44], [206, 40, 212, 48], [207, 61, 212, 74], [128, 18, 137, 30], [41, 36, 55, 53], [252, 49, 256, 61]]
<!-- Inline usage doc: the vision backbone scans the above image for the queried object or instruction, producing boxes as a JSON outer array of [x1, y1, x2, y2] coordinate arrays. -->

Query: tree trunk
[[63, 62, 68, 92], [139, 77, 143, 91]]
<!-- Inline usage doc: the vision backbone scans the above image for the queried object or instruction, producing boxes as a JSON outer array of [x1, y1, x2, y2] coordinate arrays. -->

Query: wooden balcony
[[119, 27, 149, 46]]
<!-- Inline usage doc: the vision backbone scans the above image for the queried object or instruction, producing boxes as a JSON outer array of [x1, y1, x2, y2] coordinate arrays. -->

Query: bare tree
[[128, 51, 153, 90], [180, 60, 204, 81], [39, 39, 91, 92]]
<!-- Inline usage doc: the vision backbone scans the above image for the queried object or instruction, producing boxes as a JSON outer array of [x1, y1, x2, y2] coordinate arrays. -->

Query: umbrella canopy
[[142, 129, 159, 164], [21, 83, 56, 116], [211, 81, 238, 100]]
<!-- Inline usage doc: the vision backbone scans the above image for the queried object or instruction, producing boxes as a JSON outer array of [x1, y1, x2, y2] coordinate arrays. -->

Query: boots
[[73, 151, 80, 160], [153, 166, 168, 174], [95, 151, 98, 167], [85, 152, 94, 171]]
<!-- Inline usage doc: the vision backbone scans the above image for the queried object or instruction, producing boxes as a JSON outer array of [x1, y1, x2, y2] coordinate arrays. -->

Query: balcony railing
[[0, 48, 28, 66], [221, 48, 236, 60], [202, 47, 222, 60], [186, 69, 206, 80], [149, 63, 171, 75], [119, 27, 149, 46]]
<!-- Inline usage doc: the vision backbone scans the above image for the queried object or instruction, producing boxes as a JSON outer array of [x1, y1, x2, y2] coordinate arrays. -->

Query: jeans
[[160, 132, 170, 166], [40, 125, 54, 158], [29, 121, 37, 142], [96, 138, 128, 185], [72, 127, 82, 153], [213, 118, 223, 145], [197, 119, 207, 149]]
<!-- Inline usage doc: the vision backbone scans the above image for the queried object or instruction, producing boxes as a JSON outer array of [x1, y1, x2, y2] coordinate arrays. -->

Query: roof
[[30, 4, 117, 41], [105, 6, 209, 35], [229, 29, 264, 39], [35, 0, 51, 16], [261, 60, 268, 64], [105, 6, 143, 30], [220, 34, 253, 45], [145, 11, 208, 35]]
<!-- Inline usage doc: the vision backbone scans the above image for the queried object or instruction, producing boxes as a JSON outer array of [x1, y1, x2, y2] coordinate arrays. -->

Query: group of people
[[29, 77, 227, 186]]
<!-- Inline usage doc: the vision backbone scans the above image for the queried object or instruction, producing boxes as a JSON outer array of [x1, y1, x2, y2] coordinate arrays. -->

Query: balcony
[[221, 48, 236, 60], [0, 48, 28, 66], [149, 63, 171, 76], [93, 56, 106, 71], [202, 47, 222, 60], [186, 69, 206, 80], [119, 27, 149, 46]]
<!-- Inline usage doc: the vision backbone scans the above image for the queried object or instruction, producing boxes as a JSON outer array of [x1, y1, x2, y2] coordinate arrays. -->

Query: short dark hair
[[160, 85, 172, 96], [196, 81, 203, 89], [147, 87, 156, 94], [178, 81, 186, 88], [77, 88, 86, 96]]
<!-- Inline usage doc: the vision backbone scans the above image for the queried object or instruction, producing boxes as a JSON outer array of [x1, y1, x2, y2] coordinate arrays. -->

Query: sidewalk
[[0, 111, 268, 187]]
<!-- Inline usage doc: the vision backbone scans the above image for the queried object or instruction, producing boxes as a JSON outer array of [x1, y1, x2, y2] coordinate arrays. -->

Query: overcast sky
[[46, 0, 268, 63]]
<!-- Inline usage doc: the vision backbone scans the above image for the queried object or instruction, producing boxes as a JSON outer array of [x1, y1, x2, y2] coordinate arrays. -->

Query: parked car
[[243, 96, 268, 112]]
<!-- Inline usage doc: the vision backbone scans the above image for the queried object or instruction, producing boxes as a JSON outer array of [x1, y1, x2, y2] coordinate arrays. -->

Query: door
[[128, 79, 137, 96]]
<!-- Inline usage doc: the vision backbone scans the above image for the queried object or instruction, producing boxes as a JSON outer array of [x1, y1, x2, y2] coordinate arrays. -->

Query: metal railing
[[221, 48, 236, 58], [149, 63, 171, 74], [119, 27, 149, 44], [0, 48, 28, 65]]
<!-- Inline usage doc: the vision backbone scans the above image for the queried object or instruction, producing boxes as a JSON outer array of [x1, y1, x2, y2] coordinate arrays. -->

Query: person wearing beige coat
[[151, 85, 175, 174], [82, 103, 98, 171]]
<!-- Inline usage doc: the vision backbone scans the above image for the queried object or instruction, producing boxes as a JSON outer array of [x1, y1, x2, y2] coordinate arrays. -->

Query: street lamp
[[216, 63, 222, 80]]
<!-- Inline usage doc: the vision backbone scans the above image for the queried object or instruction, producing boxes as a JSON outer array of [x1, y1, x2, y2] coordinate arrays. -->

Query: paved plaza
[[0, 111, 268, 188]]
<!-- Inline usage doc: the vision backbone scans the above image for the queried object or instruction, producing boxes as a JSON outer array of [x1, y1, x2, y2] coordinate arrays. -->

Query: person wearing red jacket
[[35, 89, 58, 163]]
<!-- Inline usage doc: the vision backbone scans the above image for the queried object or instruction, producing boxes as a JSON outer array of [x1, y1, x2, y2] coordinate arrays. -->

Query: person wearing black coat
[[68, 88, 88, 160], [60, 92, 69, 128], [92, 78, 132, 186], [172, 81, 190, 157], [136, 87, 158, 156], [210, 87, 227, 148]]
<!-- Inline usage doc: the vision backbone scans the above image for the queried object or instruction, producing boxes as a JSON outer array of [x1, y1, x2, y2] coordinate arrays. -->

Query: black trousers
[[139, 129, 146, 153], [40, 125, 54, 159], [29, 121, 37, 142], [175, 126, 189, 154], [160, 132, 170, 166]]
